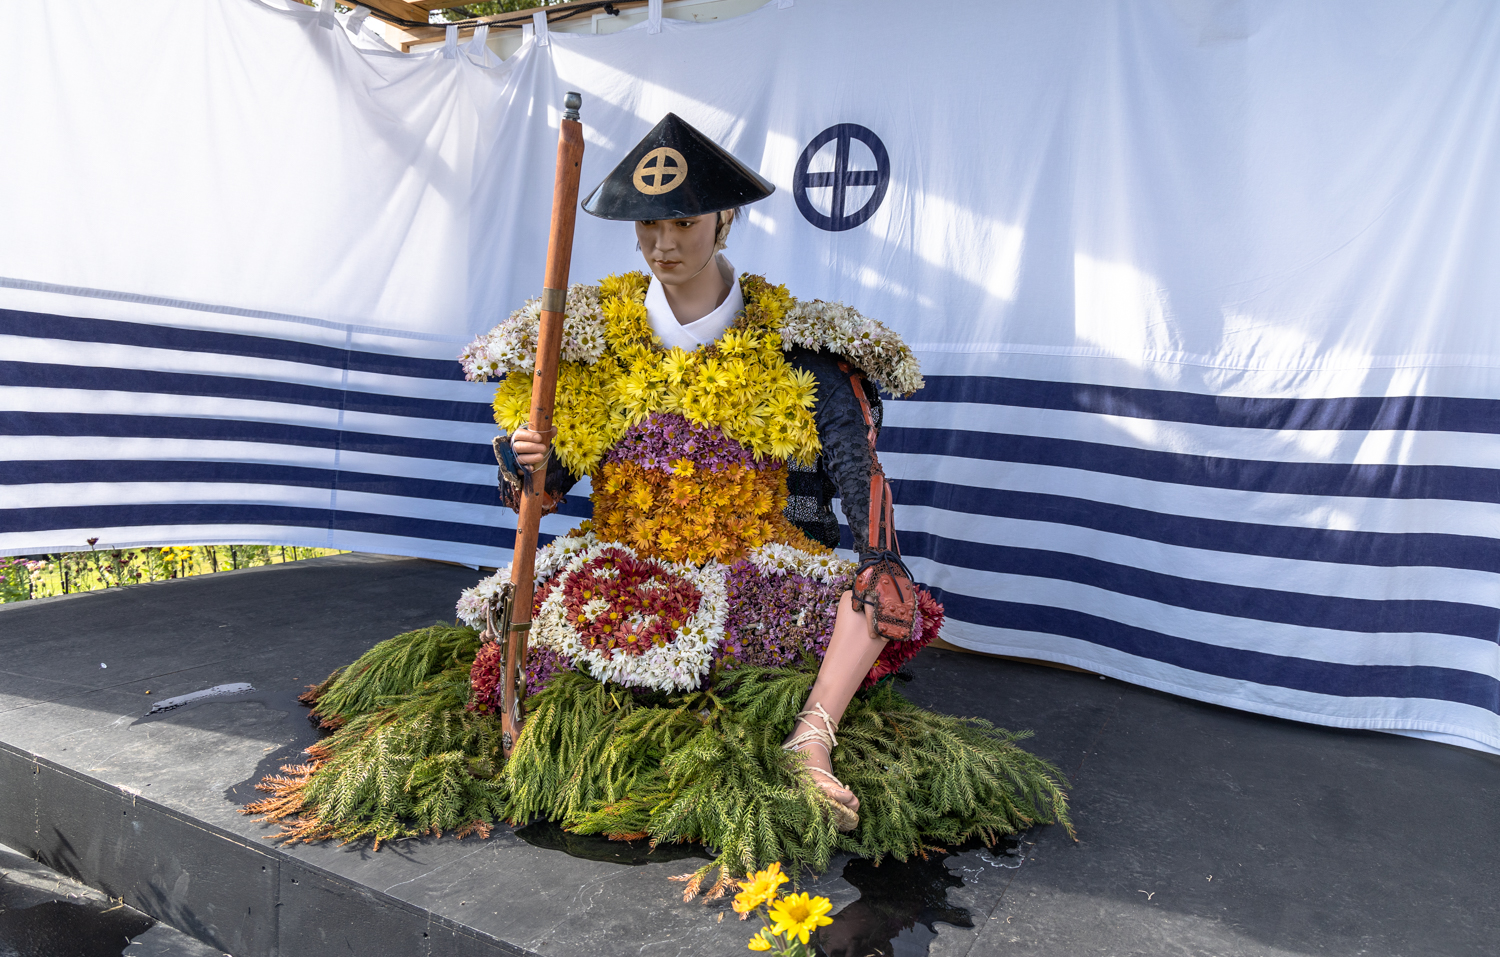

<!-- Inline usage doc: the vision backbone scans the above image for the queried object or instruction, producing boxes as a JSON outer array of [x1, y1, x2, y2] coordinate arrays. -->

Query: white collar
[[645, 255, 742, 351]]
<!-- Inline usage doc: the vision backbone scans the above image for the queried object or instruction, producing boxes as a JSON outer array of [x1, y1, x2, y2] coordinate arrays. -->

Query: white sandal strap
[[784, 702, 839, 750], [783, 725, 835, 754], [804, 764, 849, 792]]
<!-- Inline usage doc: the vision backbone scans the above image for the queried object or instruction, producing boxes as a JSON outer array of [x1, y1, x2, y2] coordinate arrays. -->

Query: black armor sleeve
[[785, 346, 883, 556], [494, 435, 580, 513]]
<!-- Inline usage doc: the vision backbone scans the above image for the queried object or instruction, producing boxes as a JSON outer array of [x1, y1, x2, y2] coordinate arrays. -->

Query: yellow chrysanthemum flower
[[629, 485, 654, 511], [746, 930, 772, 952], [695, 358, 730, 395], [598, 271, 648, 303], [661, 347, 692, 384], [786, 367, 819, 407], [718, 328, 749, 358], [489, 273, 822, 477], [767, 893, 834, 946]]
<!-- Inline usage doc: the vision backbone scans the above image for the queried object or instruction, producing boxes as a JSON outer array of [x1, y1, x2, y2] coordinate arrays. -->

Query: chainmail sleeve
[[785, 346, 883, 556]]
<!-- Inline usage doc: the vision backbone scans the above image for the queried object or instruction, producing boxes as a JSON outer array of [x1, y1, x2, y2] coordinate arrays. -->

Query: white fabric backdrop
[[3, 0, 1499, 753]]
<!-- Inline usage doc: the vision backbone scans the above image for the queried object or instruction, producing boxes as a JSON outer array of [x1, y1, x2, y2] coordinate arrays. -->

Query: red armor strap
[[839, 361, 898, 557], [839, 361, 918, 644]]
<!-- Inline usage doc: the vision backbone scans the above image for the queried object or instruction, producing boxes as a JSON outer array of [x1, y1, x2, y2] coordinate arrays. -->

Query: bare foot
[[786, 715, 860, 814]]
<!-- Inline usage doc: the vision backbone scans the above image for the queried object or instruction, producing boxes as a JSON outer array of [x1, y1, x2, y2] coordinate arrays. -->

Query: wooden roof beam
[[381, 0, 656, 50], [356, 0, 432, 24]]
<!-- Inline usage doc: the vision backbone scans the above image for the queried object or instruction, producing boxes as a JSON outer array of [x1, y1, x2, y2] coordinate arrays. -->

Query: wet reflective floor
[[514, 819, 712, 866], [812, 839, 1018, 957], [517, 821, 1018, 956]]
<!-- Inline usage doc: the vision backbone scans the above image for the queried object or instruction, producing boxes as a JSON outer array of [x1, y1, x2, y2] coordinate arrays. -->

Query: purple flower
[[605, 413, 772, 473], [713, 560, 849, 671], [524, 646, 573, 697]]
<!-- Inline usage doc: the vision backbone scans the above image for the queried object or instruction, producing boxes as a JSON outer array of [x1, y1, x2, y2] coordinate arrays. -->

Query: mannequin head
[[635, 209, 737, 290], [635, 214, 718, 290]]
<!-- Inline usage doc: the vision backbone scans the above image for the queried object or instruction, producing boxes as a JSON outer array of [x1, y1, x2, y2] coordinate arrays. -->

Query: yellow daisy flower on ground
[[767, 892, 834, 945], [745, 930, 772, 952], [733, 863, 788, 914]]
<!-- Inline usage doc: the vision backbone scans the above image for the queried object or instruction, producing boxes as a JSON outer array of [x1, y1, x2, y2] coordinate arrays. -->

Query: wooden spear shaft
[[503, 92, 584, 755]]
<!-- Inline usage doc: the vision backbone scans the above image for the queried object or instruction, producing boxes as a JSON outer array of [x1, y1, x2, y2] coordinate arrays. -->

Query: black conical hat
[[581, 113, 774, 220]]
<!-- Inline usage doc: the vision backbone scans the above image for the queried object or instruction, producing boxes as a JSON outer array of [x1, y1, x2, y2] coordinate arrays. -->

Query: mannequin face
[[635, 214, 718, 288]]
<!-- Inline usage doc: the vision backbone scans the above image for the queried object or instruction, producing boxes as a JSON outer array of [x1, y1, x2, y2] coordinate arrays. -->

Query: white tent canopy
[[3, 0, 1499, 754]]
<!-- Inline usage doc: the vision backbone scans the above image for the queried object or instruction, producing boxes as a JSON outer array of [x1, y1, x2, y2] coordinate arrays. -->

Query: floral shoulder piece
[[459, 282, 612, 382], [461, 273, 922, 398], [777, 298, 924, 398]]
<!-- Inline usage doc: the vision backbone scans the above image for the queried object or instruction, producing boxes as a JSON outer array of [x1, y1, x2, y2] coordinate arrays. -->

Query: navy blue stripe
[[0, 460, 496, 507], [884, 427, 1500, 504], [0, 412, 494, 465], [929, 589, 1500, 714], [0, 459, 595, 520], [888, 479, 1500, 573], [911, 376, 1500, 435], [0, 361, 492, 423], [0, 503, 545, 551], [0, 308, 466, 381], [897, 530, 1498, 642], [9, 308, 1493, 434]]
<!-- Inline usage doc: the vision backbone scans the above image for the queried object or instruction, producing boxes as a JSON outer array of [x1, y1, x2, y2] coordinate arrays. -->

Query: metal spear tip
[[564, 91, 582, 120]]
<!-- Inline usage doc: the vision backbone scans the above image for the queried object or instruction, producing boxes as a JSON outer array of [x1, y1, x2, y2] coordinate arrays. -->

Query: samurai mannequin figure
[[250, 114, 1067, 887], [481, 114, 935, 831]]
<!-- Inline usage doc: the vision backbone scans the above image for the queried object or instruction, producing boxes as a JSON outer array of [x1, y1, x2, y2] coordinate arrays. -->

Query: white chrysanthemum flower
[[781, 299, 924, 397], [455, 534, 602, 630], [455, 567, 512, 628], [458, 283, 609, 381], [745, 543, 855, 584]]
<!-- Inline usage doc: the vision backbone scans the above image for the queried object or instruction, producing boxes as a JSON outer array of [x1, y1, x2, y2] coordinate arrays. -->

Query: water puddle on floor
[[812, 836, 1020, 957], [513, 819, 712, 866], [0, 895, 153, 957]]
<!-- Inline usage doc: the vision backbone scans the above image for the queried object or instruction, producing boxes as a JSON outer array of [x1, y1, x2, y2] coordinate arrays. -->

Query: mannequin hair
[[715, 207, 741, 251]]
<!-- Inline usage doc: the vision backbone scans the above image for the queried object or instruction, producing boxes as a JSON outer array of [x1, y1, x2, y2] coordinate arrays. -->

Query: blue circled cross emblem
[[793, 124, 891, 232]]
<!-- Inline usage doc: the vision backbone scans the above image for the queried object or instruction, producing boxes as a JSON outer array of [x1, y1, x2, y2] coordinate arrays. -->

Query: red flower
[[467, 640, 505, 714], [559, 547, 702, 659]]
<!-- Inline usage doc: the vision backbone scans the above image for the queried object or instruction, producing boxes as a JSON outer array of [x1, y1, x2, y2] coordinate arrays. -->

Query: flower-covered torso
[[458, 273, 939, 697]]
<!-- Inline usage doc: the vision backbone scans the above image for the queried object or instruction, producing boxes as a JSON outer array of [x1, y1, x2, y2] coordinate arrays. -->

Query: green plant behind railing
[[0, 544, 346, 603]]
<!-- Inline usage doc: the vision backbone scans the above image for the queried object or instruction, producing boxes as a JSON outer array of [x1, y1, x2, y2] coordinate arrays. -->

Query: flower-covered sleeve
[[785, 347, 881, 556]]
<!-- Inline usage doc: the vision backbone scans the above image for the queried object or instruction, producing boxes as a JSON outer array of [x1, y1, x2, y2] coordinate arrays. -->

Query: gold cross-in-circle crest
[[632, 147, 688, 195]]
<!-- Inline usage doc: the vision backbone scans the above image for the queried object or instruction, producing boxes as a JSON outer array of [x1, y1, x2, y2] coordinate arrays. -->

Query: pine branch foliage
[[311, 621, 482, 722], [248, 623, 1071, 892]]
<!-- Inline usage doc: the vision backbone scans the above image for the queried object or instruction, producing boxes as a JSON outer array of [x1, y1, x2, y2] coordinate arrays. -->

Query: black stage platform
[[0, 555, 1495, 957]]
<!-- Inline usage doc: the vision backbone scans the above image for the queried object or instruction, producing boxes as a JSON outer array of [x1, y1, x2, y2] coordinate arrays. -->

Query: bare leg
[[785, 590, 887, 813]]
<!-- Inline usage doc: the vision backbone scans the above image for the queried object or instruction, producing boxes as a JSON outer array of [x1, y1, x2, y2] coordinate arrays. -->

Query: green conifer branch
[[247, 624, 1072, 891]]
